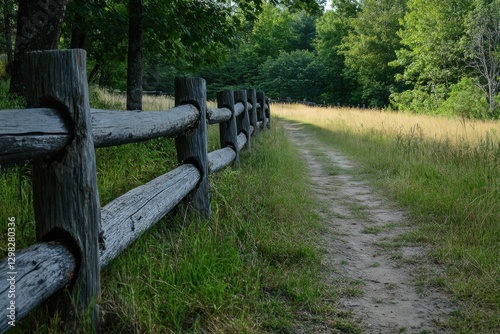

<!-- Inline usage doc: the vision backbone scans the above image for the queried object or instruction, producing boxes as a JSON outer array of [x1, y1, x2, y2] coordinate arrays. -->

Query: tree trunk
[[69, 0, 87, 49], [126, 0, 143, 110], [9, 0, 68, 96], [3, 0, 13, 74]]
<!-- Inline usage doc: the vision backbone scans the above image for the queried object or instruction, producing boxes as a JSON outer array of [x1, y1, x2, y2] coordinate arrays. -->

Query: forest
[[1, 0, 499, 119]]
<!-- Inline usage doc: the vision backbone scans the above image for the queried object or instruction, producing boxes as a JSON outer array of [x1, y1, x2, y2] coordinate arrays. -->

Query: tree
[[465, 0, 500, 117], [127, 0, 143, 110], [287, 10, 317, 52], [341, 0, 407, 107], [314, 1, 359, 104], [9, 0, 68, 96], [259, 50, 324, 102], [393, 0, 472, 110], [1, 0, 15, 75]]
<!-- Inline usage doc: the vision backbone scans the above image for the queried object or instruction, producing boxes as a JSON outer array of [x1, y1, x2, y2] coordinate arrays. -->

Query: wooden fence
[[0, 49, 271, 332]]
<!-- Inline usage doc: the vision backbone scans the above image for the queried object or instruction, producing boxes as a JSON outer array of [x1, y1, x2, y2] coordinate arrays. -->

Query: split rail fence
[[0, 49, 271, 332]]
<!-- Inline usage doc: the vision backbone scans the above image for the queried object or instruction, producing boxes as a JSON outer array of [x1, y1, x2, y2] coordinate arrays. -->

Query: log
[[247, 89, 259, 136], [217, 90, 239, 168], [24, 49, 101, 326], [234, 90, 251, 150], [0, 242, 76, 333], [206, 107, 231, 124], [237, 132, 247, 151], [0, 108, 71, 164], [91, 104, 199, 147], [257, 92, 267, 129], [100, 164, 200, 266], [207, 147, 236, 174], [174, 77, 210, 219], [265, 98, 271, 128], [234, 102, 245, 117]]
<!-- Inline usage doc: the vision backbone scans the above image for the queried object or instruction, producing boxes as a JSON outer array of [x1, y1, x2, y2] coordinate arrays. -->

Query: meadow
[[0, 89, 359, 333], [273, 103, 500, 333]]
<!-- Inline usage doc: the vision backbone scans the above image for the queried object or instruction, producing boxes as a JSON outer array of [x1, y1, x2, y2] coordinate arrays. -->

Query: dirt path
[[284, 123, 455, 334]]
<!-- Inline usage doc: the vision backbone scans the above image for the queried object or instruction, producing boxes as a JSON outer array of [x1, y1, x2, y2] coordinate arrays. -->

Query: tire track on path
[[284, 122, 455, 334]]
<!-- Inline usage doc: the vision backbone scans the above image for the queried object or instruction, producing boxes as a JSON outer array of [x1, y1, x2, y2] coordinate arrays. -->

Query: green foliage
[[438, 77, 489, 119], [390, 84, 447, 114], [314, 5, 359, 105], [395, 0, 471, 87], [463, 0, 500, 117], [259, 50, 324, 102], [341, 0, 407, 107]]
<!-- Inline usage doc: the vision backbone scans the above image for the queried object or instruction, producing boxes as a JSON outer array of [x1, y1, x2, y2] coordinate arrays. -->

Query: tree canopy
[[1, 0, 499, 118]]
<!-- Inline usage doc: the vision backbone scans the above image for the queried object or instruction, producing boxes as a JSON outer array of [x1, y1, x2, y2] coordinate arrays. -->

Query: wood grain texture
[[247, 89, 259, 136], [207, 147, 236, 174], [237, 132, 247, 151], [0, 242, 76, 333], [257, 92, 267, 129], [265, 99, 271, 128], [234, 102, 244, 117], [24, 49, 101, 326], [100, 164, 200, 266], [0, 108, 71, 164], [217, 90, 239, 168], [91, 105, 199, 147], [207, 107, 231, 124], [234, 90, 251, 150], [174, 77, 210, 219]]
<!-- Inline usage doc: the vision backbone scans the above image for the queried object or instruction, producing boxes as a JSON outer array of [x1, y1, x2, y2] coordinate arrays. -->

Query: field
[[0, 90, 359, 333], [273, 103, 500, 332]]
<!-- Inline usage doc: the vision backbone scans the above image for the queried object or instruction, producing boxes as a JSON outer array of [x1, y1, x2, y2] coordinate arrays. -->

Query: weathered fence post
[[247, 89, 258, 136], [174, 77, 210, 219], [257, 91, 267, 129], [217, 90, 239, 167], [24, 49, 101, 329], [266, 97, 271, 128], [234, 90, 251, 150]]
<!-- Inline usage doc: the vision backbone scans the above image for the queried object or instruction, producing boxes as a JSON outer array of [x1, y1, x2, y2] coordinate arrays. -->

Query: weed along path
[[284, 122, 455, 334]]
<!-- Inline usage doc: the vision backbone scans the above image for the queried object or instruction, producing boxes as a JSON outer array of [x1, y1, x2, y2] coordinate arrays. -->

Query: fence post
[[234, 90, 250, 150], [174, 77, 210, 219], [266, 96, 271, 128], [247, 88, 258, 136], [257, 91, 267, 129], [217, 90, 239, 167], [24, 49, 100, 329]]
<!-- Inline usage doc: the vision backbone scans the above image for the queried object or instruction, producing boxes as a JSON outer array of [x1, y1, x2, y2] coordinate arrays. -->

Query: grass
[[0, 88, 359, 333], [274, 103, 500, 333]]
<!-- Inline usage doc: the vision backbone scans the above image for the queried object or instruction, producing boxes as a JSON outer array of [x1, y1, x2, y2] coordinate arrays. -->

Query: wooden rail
[[0, 49, 271, 332]]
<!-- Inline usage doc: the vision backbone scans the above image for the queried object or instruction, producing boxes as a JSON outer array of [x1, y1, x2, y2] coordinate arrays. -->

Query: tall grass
[[274, 103, 500, 333], [1, 89, 358, 332]]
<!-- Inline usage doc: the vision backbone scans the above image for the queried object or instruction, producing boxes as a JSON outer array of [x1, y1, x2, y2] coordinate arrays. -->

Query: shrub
[[438, 77, 489, 119]]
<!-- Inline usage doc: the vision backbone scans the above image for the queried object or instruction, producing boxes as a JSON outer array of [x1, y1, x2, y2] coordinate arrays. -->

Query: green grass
[[0, 87, 359, 333], [277, 114, 500, 333]]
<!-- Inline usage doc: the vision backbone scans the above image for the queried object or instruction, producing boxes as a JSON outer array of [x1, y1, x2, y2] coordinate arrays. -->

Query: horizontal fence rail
[[0, 49, 270, 332]]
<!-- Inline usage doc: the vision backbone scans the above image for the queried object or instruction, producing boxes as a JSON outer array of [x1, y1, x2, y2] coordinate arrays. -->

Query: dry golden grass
[[93, 87, 217, 111], [272, 103, 500, 147]]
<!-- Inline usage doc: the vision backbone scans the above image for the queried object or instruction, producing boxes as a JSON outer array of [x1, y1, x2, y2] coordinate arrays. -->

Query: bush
[[389, 85, 442, 114], [438, 77, 489, 119]]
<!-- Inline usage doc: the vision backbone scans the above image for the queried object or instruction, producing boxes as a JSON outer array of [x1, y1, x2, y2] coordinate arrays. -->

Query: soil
[[284, 122, 456, 334]]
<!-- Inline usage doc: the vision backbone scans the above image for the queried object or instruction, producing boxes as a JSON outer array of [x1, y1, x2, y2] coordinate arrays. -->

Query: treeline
[[198, 0, 500, 119], [1, 0, 499, 119]]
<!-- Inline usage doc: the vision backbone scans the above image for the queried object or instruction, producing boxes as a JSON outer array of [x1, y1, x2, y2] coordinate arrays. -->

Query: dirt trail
[[284, 123, 455, 334]]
